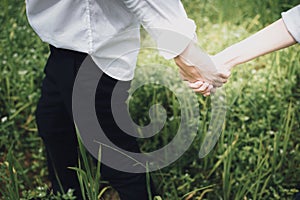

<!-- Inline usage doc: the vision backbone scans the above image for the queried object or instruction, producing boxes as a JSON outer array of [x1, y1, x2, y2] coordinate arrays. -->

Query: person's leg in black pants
[[35, 45, 152, 199], [95, 73, 151, 200], [35, 46, 87, 198]]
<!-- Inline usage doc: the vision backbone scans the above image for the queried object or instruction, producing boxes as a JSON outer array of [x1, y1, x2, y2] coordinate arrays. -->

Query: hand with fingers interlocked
[[174, 40, 230, 96]]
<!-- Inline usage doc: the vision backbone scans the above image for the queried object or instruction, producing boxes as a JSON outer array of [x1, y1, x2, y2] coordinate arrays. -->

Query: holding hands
[[176, 8, 299, 96], [174, 40, 231, 96]]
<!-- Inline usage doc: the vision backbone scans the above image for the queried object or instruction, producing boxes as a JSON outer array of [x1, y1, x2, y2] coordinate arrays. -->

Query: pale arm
[[213, 19, 297, 70]]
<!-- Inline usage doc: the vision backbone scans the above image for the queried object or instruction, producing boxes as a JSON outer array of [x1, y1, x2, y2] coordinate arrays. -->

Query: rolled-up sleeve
[[282, 5, 300, 43], [122, 0, 196, 59]]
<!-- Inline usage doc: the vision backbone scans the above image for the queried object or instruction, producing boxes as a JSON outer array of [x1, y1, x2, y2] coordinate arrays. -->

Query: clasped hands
[[174, 41, 231, 96]]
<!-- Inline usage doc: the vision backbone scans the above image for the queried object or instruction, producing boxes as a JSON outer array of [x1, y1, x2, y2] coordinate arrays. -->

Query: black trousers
[[35, 45, 151, 200]]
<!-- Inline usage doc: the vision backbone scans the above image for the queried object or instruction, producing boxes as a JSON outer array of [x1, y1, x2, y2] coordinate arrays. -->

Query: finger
[[188, 81, 204, 89], [216, 76, 228, 84], [203, 91, 211, 97], [213, 81, 223, 88], [204, 84, 214, 95], [204, 72, 229, 86], [207, 84, 214, 91], [213, 76, 230, 87], [194, 83, 214, 95], [193, 82, 210, 93], [202, 85, 214, 96], [219, 71, 231, 79]]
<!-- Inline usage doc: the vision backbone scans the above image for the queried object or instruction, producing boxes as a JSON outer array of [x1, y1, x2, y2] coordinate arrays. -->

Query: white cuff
[[149, 18, 197, 59], [282, 5, 300, 43]]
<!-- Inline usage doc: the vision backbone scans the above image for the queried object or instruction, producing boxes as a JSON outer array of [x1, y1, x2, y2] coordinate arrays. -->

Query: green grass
[[1, 0, 300, 199]]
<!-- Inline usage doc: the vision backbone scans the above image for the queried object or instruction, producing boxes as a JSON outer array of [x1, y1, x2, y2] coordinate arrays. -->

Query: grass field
[[1, 0, 300, 199]]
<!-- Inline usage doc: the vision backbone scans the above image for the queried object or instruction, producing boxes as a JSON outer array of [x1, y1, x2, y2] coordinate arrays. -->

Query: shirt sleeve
[[121, 0, 197, 59], [281, 4, 300, 43]]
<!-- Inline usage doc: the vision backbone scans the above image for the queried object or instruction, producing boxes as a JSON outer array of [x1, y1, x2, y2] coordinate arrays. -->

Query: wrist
[[212, 47, 240, 71], [177, 39, 197, 66]]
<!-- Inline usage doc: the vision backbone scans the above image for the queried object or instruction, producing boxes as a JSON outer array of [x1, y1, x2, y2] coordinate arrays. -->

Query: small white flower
[[18, 70, 28, 76], [1, 116, 8, 123], [279, 149, 283, 154]]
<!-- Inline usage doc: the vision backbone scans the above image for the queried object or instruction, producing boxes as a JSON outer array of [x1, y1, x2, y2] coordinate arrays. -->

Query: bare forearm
[[213, 19, 297, 70]]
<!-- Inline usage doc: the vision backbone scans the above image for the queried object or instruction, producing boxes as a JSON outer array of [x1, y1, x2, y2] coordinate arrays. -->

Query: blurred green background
[[0, 0, 300, 199]]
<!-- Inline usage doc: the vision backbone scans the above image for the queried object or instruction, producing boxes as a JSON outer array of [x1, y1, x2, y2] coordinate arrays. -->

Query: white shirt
[[282, 4, 300, 43], [25, 0, 196, 80]]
